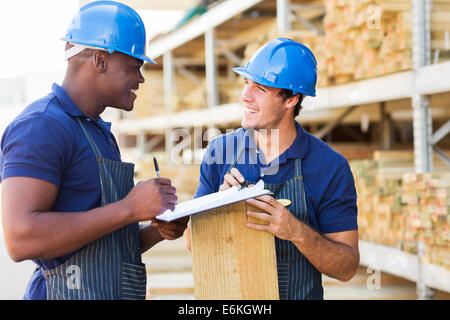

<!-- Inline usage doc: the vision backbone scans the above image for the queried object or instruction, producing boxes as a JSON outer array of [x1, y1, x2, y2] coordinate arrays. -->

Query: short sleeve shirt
[[194, 121, 358, 234], [0, 83, 123, 299]]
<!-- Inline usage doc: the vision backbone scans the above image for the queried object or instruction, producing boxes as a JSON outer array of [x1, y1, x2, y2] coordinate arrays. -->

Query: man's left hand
[[245, 195, 300, 241], [151, 216, 189, 240]]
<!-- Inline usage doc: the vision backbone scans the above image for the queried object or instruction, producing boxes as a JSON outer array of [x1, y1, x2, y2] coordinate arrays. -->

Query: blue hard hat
[[62, 0, 155, 64], [233, 38, 317, 96]]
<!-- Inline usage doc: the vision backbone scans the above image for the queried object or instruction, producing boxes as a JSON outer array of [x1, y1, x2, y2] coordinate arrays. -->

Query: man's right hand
[[1, 176, 176, 262], [219, 168, 246, 191], [122, 178, 177, 222]]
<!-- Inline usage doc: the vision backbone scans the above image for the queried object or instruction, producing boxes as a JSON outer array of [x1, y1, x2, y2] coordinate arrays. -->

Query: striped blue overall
[[227, 132, 323, 299], [42, 117, 146, 300]]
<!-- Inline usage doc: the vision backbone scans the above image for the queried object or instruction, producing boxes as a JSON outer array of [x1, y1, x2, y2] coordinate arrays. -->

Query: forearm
[[139, 222, 164, 253], [291, 220, 359, 282], [4, 200, 134, 262]]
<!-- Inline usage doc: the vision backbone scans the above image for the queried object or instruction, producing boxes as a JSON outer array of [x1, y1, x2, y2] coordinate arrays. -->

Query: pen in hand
[[153, 157, 160, 178], [153, 157, 178, 212]]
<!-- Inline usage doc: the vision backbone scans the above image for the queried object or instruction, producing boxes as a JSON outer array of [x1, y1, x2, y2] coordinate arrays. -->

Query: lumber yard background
[[0, 0, 449, 300]]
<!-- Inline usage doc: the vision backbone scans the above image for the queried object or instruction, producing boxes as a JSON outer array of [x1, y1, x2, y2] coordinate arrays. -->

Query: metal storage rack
[[359, 240, 450, 297], [115, 0, 450, 299]]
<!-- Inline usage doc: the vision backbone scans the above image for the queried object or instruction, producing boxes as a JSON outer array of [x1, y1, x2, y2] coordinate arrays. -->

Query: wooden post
[[191, 201, 279, 300]]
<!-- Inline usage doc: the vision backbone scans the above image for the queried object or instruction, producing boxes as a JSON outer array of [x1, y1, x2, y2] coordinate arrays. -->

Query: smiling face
[[101, 52, 145, 111], [240, 78, 293, 130]]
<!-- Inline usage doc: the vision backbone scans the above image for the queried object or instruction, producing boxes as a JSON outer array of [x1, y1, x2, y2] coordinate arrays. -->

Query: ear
[[284, 93, 300, 110], [92, 51, 108, 73]]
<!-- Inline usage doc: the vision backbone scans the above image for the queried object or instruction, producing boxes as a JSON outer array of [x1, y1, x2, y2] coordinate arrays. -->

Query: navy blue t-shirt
[[0, 83, 123, 299], [194, 121, 358, 234]]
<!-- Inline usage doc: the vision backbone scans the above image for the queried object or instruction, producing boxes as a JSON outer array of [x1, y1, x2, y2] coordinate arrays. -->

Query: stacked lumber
[[240, 0, 450, 88], [135, 0, 450, 116], [134, 69, 243, 115], [174, 71, 207, 111], [179, 82, 207, 110], [350, 159, 378, 242], [132, 69, 206, 116], [137, 159, 201, 203], [351, 155, 407, 247], [401, 172, 450, 269], [322, 0, 450, 85], [323, 0, 403, 84], [182, 77, 243, 109], [219, 77, 244, 105], [350, 150, 450, 270], [133, 70, 166, 118]]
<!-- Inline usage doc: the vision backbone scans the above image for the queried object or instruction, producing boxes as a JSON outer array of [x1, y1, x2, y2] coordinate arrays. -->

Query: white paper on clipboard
[[155, 180, 272, 222]]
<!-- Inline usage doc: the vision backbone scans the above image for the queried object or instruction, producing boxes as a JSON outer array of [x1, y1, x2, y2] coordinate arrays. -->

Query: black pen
[[153, 157, 160, 178], [226, 170, 248, 189]]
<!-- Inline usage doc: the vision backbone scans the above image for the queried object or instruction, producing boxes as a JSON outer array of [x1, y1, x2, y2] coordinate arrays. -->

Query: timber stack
[[350, 151, 450, 271], [242, 0, 450, 88]]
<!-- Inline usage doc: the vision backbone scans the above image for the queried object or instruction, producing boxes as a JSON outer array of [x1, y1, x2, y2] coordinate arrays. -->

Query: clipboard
[[156, 180, 272, 222]]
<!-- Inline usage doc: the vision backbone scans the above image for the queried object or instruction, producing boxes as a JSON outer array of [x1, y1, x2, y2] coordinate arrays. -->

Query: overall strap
[[294, 157, 308, 214], [294, 157, 303, 178], [75, 117, 103, 159], [75, 117, 108, 204]]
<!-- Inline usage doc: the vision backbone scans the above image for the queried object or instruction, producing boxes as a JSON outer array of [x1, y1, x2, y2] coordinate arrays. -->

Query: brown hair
[[278, 89, 304, 118]]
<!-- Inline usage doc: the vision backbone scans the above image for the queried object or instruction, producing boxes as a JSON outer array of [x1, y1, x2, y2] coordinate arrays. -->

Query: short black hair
[[278, 89, 304, 118]]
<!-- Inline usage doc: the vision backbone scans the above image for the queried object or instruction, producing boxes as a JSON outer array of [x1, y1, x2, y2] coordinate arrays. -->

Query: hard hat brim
[[233, 66, 316, 97], [121, 50, 157, 64], [62, 38, 157, 64], [232, 66, 267, 88]]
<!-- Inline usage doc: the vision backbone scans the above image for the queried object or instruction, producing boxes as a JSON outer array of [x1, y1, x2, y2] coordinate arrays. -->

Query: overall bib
[[42, 117, 146, 300], [227, 131, 323, 299]]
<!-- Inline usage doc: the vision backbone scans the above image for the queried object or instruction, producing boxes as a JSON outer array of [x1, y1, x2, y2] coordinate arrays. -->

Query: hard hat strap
[[65, 43, 108, 61]]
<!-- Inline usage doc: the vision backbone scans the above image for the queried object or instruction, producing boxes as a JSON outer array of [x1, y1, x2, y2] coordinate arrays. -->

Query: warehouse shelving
[[359, 240, 450, 295], [117, 60, 450, 132], [118, 0, 450, 171], [146, 0, 266, 58], [113, 0, 450, 299]]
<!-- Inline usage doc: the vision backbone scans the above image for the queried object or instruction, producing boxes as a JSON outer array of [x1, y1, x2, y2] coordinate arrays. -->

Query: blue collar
[[243, 121, 309, 160], [52, 83, 112, 132], [286, 121, 309, 159]]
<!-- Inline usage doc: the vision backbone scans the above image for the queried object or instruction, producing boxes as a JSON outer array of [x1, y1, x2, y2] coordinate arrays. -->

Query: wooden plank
[[191, 201, 279, 300]]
